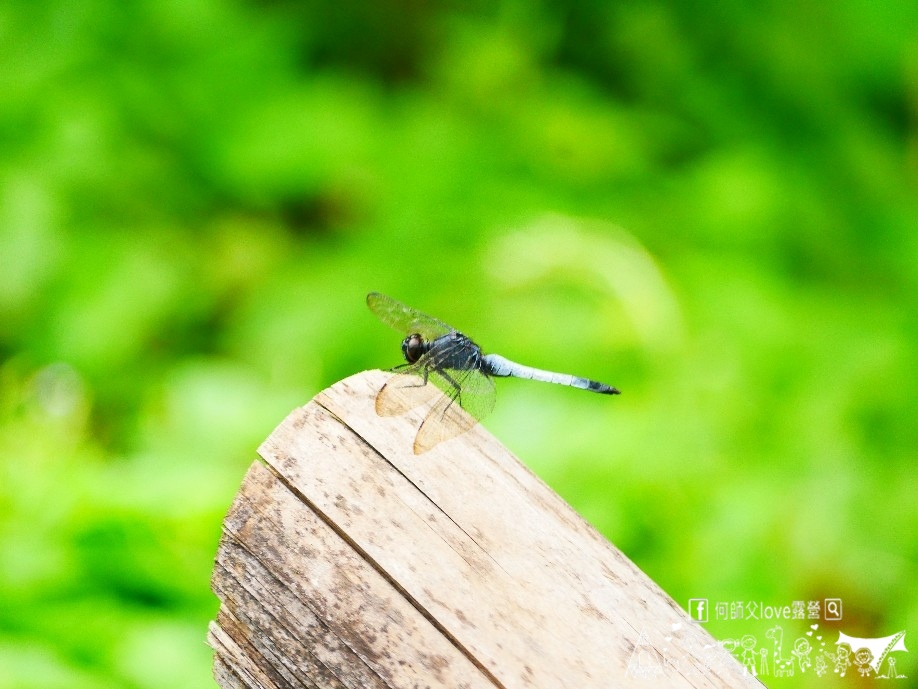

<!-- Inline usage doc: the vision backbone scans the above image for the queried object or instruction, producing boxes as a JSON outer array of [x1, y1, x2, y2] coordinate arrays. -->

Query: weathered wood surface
[[209, 370, 762, 688]]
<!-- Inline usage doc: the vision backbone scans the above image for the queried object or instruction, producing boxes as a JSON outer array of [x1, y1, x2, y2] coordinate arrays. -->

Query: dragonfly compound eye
[[401, 334, 426, 363]]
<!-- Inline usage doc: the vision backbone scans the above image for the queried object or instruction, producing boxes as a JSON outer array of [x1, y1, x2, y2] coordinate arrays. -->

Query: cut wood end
[[210, 370, 760, 688]]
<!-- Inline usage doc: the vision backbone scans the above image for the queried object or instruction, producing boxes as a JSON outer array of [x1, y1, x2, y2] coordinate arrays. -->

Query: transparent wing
[[414, 392, 477, 454], [367, 292, 454, 340], [432, 365, 496, 424], [413, 366, 496, 454], [375, 364, 441, 417], [376, 357, 496, 419]]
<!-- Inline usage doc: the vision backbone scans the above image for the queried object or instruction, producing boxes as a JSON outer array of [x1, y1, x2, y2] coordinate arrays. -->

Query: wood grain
[[210, 370, 762, 688]]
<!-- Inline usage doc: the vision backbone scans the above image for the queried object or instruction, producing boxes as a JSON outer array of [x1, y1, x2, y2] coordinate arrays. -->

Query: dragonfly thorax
[[401, 333, 428, 364]]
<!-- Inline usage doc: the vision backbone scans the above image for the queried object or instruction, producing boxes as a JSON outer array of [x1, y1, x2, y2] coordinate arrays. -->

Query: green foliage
[[1, 1, 915, 687]]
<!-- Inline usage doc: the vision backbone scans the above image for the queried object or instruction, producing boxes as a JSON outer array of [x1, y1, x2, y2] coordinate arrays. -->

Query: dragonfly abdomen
[[483, 354, 620, 395]]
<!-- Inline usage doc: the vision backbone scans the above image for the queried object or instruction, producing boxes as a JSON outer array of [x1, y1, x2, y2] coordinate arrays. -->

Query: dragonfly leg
[[436, 369, 463, 411], [415, 367, 431, 388], [388, 364, 431, 389]]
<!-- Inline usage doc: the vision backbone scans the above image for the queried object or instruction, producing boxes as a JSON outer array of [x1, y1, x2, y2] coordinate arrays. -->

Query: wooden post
[[209, 370, 763, 688]]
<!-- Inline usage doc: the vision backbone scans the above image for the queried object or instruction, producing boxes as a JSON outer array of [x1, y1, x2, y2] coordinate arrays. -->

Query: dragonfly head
[[401, 333, 426, 364]]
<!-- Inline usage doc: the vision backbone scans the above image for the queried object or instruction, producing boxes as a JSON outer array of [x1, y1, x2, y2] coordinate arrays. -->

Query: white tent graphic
[[836, 630, 907, 673]]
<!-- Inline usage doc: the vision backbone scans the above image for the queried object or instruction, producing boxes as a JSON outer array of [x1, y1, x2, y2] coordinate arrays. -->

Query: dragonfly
[[367, 292, 619, 454]]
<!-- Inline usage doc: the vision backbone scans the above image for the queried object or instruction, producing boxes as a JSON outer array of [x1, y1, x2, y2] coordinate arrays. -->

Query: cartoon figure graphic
[[824, 644, 852, 677], [739, 635, 758, 676], [791, 637, 813, 673], [767, 625, 794, 677], [879, 656, 906, 679], [758, 648, 770, 676], [813, 654, 828, 677], [854, 648, 874, 678]]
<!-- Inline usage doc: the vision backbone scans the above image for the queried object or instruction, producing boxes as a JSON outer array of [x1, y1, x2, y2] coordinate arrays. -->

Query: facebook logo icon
[[689, 598, 709, 622]]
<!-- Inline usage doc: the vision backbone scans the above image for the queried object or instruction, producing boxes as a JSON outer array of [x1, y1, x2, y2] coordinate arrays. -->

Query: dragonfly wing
[[413, 367, 496, 454], [414, 393, 477, 454], [375, 366, 441, 417], [367, 292, 454, 340], [446, 365, 496, 423]]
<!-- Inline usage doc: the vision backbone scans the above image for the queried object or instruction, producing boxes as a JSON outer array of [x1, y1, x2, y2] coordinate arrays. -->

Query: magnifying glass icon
[[825, 599, 842, 620]]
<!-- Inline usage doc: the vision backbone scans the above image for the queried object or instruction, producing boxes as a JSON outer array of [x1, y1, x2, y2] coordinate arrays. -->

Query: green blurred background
[[1, 1, 915, 687]]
